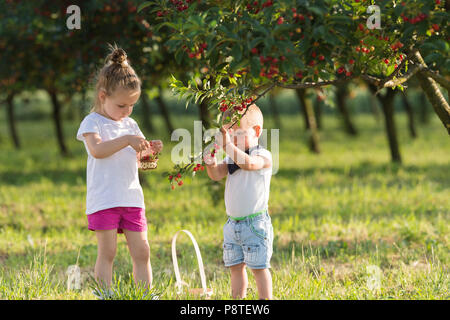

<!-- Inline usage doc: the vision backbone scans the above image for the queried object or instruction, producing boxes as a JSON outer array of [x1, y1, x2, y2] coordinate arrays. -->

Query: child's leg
[[250, 268, 272, 300], [230, 263, 248, 299], [95, 229, 118, 288], [123, 229, 152, 288]]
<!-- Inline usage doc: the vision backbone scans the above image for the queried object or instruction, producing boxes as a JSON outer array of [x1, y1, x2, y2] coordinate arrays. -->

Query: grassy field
[[0, 103, 448, 299]]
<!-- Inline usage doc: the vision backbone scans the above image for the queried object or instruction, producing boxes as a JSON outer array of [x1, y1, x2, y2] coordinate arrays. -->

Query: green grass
[[0, 106, 448, 299]]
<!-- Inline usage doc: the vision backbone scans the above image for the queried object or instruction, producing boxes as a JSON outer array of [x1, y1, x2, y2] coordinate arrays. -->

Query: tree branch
[[420, 69, 450, 92]]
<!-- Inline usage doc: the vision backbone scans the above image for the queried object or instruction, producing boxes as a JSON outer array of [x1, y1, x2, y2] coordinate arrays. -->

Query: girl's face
[[99, 87, 141, 121]]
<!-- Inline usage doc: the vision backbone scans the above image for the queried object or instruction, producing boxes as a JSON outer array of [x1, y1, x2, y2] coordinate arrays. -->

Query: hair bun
[[111, 48, 127, 64], [106, 45, 128, 66]]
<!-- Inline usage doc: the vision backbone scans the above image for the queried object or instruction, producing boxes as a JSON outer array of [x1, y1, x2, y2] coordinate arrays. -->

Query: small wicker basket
[[139, 151, 158, 170]]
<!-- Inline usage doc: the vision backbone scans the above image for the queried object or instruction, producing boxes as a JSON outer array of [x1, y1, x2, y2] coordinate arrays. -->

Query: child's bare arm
[[225, 142, 271, 171], [206, 162, 228, 181], [204, 152, 228, 181], [83, 133, 150, 159]]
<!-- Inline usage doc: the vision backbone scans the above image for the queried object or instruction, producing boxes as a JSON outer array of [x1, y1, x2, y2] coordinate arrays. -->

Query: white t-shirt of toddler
[[76, 112, 145, 215], [224, 145, 272, 218]]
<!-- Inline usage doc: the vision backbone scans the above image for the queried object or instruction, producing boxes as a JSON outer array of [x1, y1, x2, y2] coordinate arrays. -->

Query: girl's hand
[[150, 140, 163, 154], [128, 135, 151, 152]]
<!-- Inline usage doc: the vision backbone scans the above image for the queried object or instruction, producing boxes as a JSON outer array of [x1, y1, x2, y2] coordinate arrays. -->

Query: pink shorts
[[87, 207, 147, 234]]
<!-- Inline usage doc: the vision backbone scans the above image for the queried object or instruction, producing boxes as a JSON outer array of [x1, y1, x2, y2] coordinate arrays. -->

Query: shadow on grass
[[0, 168, 86, 186], [275, 161, 450, 189]]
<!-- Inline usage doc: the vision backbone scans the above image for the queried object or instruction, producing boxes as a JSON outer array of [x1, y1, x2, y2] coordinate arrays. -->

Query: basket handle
[[171, 230, 208, 295]]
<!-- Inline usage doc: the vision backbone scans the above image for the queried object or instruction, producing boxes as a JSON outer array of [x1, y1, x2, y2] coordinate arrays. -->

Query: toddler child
[[204, 104, 273, 300]]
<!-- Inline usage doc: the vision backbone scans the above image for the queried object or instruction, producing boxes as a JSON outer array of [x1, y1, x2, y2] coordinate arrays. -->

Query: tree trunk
[[141, 91, 154, 134], [296, 89, 320, 153], [48, 90, 69, 157], [6, 93, 20, 149], [370, 86, 402, 163], [268, 92, 282, 129], [335, 83, 358, 135], [155, 87, 174, 134], [295, 88, 310, 130], [401, 91, 417, 138], [410, 50, 450, 134], [198, 99, 211, 129], [368, 90, 382, 123], [313, 96, 322, 130], [418, 91, 429, 124]]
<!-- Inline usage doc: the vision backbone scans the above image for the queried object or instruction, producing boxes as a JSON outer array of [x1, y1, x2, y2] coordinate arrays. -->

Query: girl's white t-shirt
[[76, 112, 145, 215]]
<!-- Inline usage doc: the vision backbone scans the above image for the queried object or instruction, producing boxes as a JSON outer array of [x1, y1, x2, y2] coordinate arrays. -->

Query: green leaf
[[137, 2, 153, 13], [174, 49, 184, 65], [251, 56, 261, 78], [308, 6, 326, 17], [231, 44, 242, 62], [230, 58, 248, 73], [280, 60, 294, 77]]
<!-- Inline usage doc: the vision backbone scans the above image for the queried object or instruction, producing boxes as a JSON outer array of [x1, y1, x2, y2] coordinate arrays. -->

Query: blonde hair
[[90, 44, 141, 113], [241, 104, 264, 130]]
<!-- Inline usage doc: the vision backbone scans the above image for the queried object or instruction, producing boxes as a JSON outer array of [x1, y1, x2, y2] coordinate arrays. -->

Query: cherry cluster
[[401, 12, 428, 25], [168, 173, 183, 189], [246, 0, 273, 14], [257, 55, 287, 80], [210, 143, 219, 158], [170, 0, 196, 12], [219, 97, 254, 113], [183, 42, 207, 59]]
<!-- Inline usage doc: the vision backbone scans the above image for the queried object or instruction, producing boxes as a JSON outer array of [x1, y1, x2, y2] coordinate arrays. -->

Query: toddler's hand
[[128, 135, 150, 153], [203, 149, 217, 166], [215, 126, 232, 150], [150, 140, 163, 154]]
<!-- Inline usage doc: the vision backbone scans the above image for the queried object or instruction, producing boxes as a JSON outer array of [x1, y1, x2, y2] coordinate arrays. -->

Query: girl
[[76, 45, 163, 295]]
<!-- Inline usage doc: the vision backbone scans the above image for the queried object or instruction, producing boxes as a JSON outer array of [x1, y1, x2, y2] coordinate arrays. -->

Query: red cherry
[[384, 59, 389, 64], [178, 181, 183, 186]]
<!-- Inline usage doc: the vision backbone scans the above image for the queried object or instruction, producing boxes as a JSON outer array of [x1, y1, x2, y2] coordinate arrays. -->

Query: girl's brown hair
[[90, 44, 141, 113]]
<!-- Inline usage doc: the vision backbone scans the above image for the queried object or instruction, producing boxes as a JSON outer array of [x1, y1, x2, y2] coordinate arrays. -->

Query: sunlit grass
[[0, 108, 448, 299]]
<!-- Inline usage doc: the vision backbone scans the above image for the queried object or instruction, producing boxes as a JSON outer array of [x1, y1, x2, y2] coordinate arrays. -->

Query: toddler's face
[[100, 88, 140, 121], [226, 122, 259, 151]]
